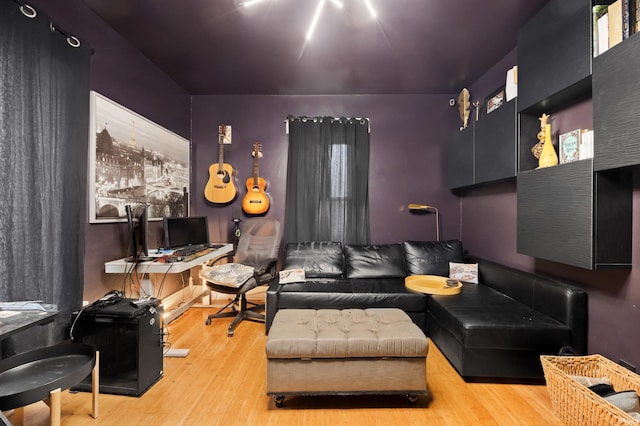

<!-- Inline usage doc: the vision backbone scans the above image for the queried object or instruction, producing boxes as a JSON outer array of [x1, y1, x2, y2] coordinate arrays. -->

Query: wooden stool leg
[[13, 407, 25, 426], [49, 388, 61, 426], [92, 351, 99, 418]]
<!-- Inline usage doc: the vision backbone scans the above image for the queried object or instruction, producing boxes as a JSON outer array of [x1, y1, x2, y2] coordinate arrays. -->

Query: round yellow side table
[[405, 275, 462, 295]]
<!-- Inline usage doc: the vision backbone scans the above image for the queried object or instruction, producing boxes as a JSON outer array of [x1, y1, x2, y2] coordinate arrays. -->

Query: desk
[[105, 244, 233, 323], [0, 310, 57, 342]]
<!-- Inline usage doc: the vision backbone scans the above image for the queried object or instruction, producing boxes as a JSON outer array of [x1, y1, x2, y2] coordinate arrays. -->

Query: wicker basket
[[540, 355, 640, 426]]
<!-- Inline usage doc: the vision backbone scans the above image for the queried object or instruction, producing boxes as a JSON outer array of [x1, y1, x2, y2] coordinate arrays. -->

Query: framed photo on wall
[[485, 86, 506, 114], [89, 91, 190, 223]]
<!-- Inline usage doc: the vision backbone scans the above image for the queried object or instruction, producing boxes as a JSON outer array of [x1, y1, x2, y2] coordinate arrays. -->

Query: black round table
[[0, 343, 98, 425]]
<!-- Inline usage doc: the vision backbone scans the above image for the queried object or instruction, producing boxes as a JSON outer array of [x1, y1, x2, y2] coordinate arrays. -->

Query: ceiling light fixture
[[241, 0, 267, 7], [363, 0, 377, 18], [306, 0, 327, 40], [241, 0, 378, 42]]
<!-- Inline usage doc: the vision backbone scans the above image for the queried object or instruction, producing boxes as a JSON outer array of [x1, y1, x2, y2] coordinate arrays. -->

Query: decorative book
[[609, 0, 624, 48], [597, 11, 610, 56], [579, 130, 594, 160], [559, 129, 581, 164], [593, 5, 608, 57]]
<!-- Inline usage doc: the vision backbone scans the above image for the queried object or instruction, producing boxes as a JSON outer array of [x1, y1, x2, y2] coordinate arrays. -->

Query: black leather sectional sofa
[[266, 240, 588, 380]]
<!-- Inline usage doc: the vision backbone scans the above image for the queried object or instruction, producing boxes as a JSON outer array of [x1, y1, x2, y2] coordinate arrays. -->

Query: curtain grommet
[[67, 36, 80, 48], [19, 4, 37, 18]]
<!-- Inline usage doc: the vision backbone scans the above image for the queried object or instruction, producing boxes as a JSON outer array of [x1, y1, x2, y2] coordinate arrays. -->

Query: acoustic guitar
[[241, 142, 270, 214], [204, 125, 237, 204]]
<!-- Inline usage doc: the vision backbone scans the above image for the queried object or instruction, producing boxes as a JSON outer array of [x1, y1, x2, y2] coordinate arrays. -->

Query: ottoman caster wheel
[[274, 395, 285, 407], [205, 318, 211, 325], [407, 395, 418, 405]]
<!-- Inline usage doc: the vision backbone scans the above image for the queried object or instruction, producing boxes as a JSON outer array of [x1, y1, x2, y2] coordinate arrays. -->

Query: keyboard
[[172, 244, 208, 257], [181, 248, 215, 263]]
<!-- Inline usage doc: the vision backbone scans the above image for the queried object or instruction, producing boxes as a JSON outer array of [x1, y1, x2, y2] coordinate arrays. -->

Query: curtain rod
[[284, 115, 371, 134], [12, 0, 83, 48]]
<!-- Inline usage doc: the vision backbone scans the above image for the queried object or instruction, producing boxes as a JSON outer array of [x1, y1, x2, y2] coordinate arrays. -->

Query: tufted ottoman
[[266, 308, 429, 407]]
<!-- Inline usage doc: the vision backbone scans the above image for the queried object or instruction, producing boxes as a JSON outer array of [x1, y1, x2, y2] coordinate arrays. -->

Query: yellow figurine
[[538, 122, 558, 168], [458, 88, 470, 129], [532, 113, 550, 159]]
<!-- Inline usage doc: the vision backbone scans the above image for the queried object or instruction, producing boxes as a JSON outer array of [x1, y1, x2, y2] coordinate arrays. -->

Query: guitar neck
[[252, 156, 259, 185], [218, 138, 225, 171]]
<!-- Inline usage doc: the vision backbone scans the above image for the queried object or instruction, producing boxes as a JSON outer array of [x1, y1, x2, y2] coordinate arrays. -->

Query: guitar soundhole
[[217, 171, 230, 183], [251, 186, 260, 193]]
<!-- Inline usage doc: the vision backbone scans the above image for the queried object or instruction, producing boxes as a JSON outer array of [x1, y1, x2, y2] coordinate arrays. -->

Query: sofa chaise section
[[427, 256, 588, 379]]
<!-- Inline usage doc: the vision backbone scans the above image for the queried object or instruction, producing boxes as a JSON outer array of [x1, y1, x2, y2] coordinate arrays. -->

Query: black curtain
[[0, 0, 90, 355], [284, 116, 370, 245]]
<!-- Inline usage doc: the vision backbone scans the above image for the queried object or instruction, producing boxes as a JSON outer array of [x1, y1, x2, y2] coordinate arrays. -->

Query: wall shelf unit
[[475, 100, 518, 184], [517, 161, 632, 269], [447, 124, 474, 189], [514, 0, 633, 270], [447, 100, 537, 190], [446, 0, 635, 269], [516, 0, 593, 116], [593, 30, 640, 171]]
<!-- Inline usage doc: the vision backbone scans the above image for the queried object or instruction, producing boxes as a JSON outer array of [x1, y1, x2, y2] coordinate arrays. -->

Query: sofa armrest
[[265, 279, 283, 334]]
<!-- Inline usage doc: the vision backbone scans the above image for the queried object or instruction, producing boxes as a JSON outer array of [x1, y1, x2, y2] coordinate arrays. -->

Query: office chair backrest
[[235, 218, 282, 269]]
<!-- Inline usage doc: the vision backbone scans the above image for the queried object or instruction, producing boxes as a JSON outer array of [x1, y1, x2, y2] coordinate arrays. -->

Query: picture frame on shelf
[[559, 129, 581, 164], [485, 85, 506, 114]]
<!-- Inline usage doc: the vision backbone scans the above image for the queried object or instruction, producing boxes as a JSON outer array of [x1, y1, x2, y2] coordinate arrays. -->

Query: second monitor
[[163, 216, 210, 250]]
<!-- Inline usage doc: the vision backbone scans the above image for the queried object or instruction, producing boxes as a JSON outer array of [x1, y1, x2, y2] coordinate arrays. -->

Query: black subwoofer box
[[71, 298, 163, 396]]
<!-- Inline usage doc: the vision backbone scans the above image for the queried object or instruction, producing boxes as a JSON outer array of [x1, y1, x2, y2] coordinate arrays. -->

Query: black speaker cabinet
[[71, 298, 163, 396]]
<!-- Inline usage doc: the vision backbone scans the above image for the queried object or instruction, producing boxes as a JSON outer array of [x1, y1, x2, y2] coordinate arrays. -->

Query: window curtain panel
[[284, 116, 370, 245], [0, 0, 90, 356]]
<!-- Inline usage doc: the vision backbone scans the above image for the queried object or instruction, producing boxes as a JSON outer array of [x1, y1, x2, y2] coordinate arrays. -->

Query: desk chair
[[200, 218, 282, 337]]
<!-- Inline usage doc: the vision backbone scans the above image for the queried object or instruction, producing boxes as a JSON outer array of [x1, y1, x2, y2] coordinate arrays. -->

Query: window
[[284, 116, 370, 245]]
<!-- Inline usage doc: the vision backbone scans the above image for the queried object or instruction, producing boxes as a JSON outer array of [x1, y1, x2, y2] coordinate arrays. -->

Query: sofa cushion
[[276, 278, 428, 312], [428, 284, 572, 351], [403, 240, 464, 276], [344, 244, 407, 279], [282, 242, 345, 278]]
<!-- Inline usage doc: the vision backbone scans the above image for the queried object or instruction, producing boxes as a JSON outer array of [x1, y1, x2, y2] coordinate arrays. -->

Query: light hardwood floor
[[8, 306, 563, 426]]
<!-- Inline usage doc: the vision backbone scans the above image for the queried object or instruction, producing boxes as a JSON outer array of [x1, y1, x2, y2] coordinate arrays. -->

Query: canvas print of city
[[89, 91, 190, 223]]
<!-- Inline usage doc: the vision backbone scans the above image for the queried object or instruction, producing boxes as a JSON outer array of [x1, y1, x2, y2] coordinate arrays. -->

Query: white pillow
[[449, 262, 478, 284], [202, 263, 254, 288]]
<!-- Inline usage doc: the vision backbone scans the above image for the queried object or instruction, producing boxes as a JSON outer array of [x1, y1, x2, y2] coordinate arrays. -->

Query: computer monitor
[[163, 216, 210, 250], [125, 204, 152, 262]]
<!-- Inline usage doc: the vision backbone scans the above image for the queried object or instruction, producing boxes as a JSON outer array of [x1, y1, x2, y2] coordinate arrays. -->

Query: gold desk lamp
[[408, 204, 440, 241]]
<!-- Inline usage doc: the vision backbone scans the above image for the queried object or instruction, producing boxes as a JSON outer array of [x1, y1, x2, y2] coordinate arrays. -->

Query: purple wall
[[466, 49, 640, 370], [191, 95, 461, 245]]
